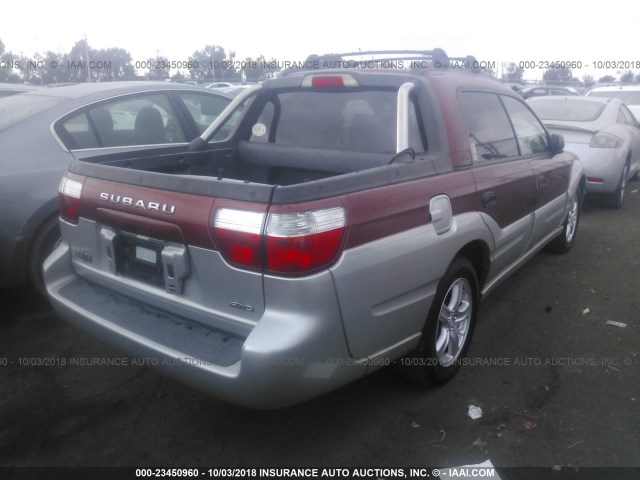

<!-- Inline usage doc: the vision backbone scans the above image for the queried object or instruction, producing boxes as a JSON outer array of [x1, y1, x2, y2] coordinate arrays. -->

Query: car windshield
[[0, 94, 66, 132], [588, 90, 640, 105], [529, 99, 606, 122]]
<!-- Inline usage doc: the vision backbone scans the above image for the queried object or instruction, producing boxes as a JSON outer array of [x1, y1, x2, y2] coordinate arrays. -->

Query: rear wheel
[[607, 163, 628, 209], [28, 216, 61, 295], [397, 256, 478, 386], [547, 189, 581, 253]]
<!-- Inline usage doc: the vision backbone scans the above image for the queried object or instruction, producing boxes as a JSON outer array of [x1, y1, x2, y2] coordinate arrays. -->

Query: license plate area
[[113, 234, 165, 287]]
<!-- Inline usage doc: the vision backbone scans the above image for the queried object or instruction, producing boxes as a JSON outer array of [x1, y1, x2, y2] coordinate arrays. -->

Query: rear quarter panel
[[331, 170, 490, 359]]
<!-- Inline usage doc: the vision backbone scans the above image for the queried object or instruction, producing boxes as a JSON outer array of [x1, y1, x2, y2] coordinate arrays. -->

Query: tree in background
[[543, 66, 573, 85], [37, 51, 65, 84], [501, 62, 524, 83], [598, 75, 616, 83], [188, 45, 240, 83], [146, 55, 171, 81], [0, 36, 284, 85], [620, 70, 635, 84], [0, 37, 134, 84], [0, 38, 21, 83], [582, 75, 595, 88], [242, 55, 280, 82], [98, 47, 135, 80], [66, 39, 94, 82], [171, 71, 186, 83]]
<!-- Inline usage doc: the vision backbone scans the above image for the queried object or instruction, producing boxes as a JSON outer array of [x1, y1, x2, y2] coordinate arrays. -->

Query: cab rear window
[[249, 90, 424, 153]]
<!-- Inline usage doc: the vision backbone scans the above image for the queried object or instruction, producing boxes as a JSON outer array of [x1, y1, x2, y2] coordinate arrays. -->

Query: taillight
[[589, 132, 622, 148], [266, 207, 346, 273], [58, 176, 84, 223], [213, 208, 265, 269], [212, 206, 346, 274]]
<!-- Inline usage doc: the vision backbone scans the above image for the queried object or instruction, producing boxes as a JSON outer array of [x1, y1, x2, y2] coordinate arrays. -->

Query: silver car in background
[[587, 85, 640, 122], [0, 82, 231, 292], [528, 96, 640, 208]]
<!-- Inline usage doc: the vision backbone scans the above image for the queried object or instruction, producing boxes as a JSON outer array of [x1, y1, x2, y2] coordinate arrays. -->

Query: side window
[[501, 95, 549, 155], [207, 98, 251, 143], [249, 100, 275, 143], [408, 101, 426, 152], [60, 113, 99, 149], [459, 91, 518, 162], [58, 94, 186, 149], [177, 93, 231, 134], [618, 105, 636, 126]]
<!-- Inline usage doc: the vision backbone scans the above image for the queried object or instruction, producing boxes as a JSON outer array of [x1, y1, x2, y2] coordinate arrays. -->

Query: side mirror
[[549, 133, 564, 154]]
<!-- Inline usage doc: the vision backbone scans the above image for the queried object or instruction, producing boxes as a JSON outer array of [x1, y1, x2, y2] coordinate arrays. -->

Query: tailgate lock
[[161, 244, 190, 294]]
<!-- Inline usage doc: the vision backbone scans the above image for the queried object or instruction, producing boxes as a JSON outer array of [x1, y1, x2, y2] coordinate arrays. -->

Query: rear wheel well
[[28, 214, 61, 294], [626, 152, 638, 180], [457, 240, 490, 294]]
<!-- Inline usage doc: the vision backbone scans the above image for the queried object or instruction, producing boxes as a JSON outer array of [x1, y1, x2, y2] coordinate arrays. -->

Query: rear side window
[[618, 105, 636, 126], [459, 92, 518, 162], [249, 90, 424, 153], [176, 92, 231, 134], [57, 94, 186, 149]]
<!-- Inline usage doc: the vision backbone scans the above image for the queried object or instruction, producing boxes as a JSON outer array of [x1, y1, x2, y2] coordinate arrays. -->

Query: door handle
[[482, 191, 496, 207], [538, 174, 547, 188]]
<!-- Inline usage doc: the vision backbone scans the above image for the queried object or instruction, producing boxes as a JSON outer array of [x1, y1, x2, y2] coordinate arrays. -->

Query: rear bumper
[[565, 143, 625, 194], [44, 241, 366, 409]]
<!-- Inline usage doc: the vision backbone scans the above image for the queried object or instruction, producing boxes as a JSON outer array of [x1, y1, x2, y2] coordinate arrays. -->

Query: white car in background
[[587, 85, 640, 122], [205, 82, 240, 89], [528, 95, 640, 208]]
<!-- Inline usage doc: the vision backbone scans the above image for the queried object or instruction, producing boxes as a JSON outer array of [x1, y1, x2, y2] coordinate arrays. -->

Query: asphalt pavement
[[1, 188, 639, 476]]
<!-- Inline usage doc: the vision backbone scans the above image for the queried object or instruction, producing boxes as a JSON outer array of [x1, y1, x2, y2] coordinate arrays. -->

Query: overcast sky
[[3, 0, 640, 81]]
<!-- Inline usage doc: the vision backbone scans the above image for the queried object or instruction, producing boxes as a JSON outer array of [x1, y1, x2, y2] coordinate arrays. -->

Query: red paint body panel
[[79, 177, 216, 250], [95, 208, 186, 244], [471, 159, 536, 229], [344, 170, 477, 249], [529, 157, 571, 208]]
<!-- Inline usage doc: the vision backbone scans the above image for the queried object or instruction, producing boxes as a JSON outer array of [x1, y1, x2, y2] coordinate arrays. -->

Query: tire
[[396, 256, 478, 386], [606, 163, 628, 209], [28, 216, 61, 295], [546, 189, 581, 254]]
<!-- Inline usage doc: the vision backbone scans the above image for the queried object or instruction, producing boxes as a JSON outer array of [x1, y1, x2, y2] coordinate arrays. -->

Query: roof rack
[[303, 49, 484, 73]]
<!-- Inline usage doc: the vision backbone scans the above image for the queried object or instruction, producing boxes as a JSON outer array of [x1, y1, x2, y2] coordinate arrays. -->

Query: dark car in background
[[0, 82, 231, 291], [0, 83, 41, 97]]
